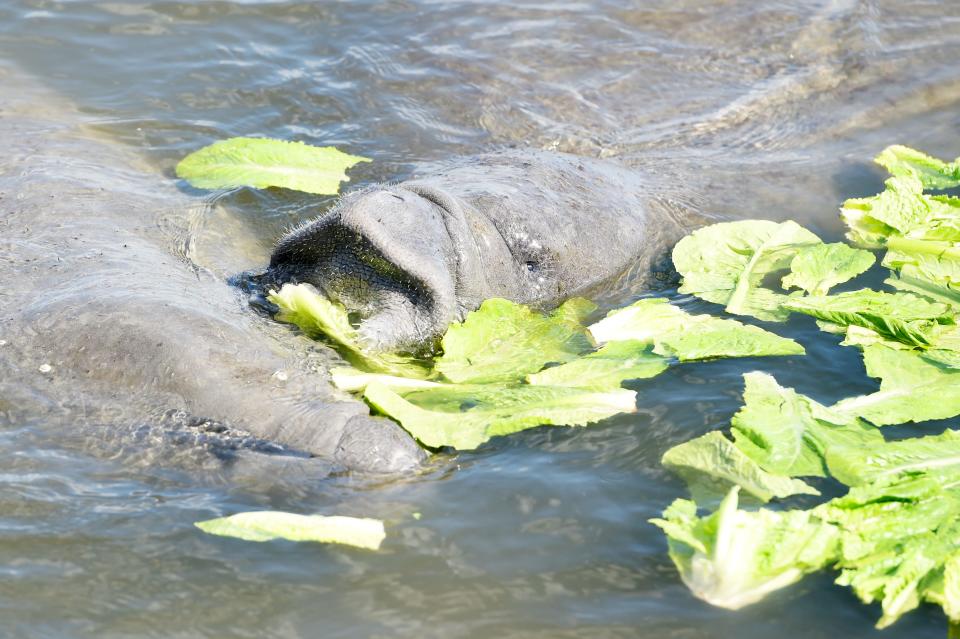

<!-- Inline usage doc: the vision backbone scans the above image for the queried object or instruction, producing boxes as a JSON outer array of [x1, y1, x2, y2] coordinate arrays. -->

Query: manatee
[[268, 152, 688, 350], [0, 63, 691, 475], [0, 62, 424, 475]]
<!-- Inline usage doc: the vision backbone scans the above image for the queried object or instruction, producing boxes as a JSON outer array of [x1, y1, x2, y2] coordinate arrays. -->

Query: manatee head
[[269, 184, 493, 352]]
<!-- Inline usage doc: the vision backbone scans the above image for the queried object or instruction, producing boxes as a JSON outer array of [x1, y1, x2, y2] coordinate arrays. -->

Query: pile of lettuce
[[268, 284, 802, 450], [653, 145, 960, 632]]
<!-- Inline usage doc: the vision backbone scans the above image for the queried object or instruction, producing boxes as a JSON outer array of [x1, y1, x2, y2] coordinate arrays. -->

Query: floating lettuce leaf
[[526, 340, 669, 390], [883, 237, 960, 308], [818, 475, 960, 629], [826, 429, 960, 487], [650, 488, 839, 610], [363, 381, 636, 450], [435, 298, 594, 384], [834, 344, 960, 426], [268, 283, 428, 378], [875, 145, 960, 190], [661, 431, 819, 503], [842, 174, 960, 247], [730, 372, 882, 479], [781, 243, 875, 296], [195, 511, 386, 549], [672, 220, 822, 321], [176, 137, 370, 195], [588, 298, 803, 360], [782, 290, 953, 348]]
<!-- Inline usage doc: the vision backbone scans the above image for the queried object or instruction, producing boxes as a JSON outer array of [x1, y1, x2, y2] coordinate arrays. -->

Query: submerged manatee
[[0, 63, 423, 475], [270, 152, 688, 350], [0, 64, 691, 475]]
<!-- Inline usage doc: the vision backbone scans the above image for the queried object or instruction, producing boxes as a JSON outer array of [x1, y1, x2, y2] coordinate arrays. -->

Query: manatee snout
[[269, 185, 461, 351]]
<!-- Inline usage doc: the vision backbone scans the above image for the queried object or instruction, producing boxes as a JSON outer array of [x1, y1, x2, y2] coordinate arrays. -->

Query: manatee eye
[[525, 260, 538, 272]]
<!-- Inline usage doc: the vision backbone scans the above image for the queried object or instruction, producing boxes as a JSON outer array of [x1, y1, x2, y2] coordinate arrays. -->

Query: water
[[1, 1, 959, 637]]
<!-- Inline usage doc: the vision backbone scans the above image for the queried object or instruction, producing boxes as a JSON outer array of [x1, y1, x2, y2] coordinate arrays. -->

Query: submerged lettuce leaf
[[268, 283, 429, 377], [834, 344, 960, 426], [782, 290, 953, 348], [176, 137, 370, 195], [363, 381, 635, 450], [661, 431, 820, 503], [588, 298, 803, 360], [672, 220, 822, 321], [526, 340, 669, 390], [436, 298, 594, 384], [195, 511, 386, 549], [781, 243, 875, 296], [651, 488, 838, 610]]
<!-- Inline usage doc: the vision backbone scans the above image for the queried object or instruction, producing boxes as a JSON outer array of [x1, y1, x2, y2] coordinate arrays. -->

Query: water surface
[[2, 1, 960, 637]]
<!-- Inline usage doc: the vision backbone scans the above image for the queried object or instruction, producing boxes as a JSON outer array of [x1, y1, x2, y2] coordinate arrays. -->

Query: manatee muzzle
[[269, 186, 460, 351]]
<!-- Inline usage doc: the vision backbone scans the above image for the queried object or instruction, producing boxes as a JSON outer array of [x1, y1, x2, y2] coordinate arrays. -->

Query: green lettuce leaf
[[650, 487, 839, 609], [883, 237, 960, 308], [195, 511, 386, 549], [363, 381, 636, 450], [818, 475, 960, 628], [825, 429, 960, 487], [435, 298, 594, 384], [525, 340, 669, 390], [661, 431, 820, 503], [782, 290, 953, 348], [781, 243, 875, 296], [730, 372, 882, 479], [875, 145, 960, 190], [176, 137, 370, 195], [588, 298, 803, 360], [672, 220, 822, 321], [834, 344, 960, 426], [268, 283, 429, 377]]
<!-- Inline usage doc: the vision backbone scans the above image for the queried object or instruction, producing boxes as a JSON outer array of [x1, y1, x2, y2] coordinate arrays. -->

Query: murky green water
[[2, 1, 960, 637]]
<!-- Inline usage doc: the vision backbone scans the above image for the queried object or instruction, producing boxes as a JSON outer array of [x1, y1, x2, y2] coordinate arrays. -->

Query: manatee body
[[0, 62, 423, 475], [270, 151, 687, 350], [1, 63, 690, 475]]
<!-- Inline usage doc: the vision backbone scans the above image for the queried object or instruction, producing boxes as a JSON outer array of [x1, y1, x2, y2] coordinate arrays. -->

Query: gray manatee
[[0, 62, 423, 475], [269, 152, 688, 350], [1, 62, 691, 475]]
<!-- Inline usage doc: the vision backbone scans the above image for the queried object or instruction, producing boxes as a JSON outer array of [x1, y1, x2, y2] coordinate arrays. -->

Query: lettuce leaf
[[268, 283, 429, 377], [363, 381, 636, 450], [195, 511, 386, 549], [834, 344, 960, 426], [782, 290, 953, 348], [819, 475, 960, 628], [650, 488, 839, 609], [588, 298, 803, 360], [875, 145, 960, 190], [672, 220, 822, 321], [661, 431, 820, 503], [176, 137, 370, 195], [730, 372, 882, 479], [826, 429, 960, 487], [781, 243, 875, 296], [435, 298, 594, 384], [525, 340, 669, 390]]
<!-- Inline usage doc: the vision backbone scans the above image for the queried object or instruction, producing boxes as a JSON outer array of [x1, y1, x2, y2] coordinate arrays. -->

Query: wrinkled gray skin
[[0, 63, 424, 475], [270, 152, 687, 351], [1, 62, 688, 476]]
